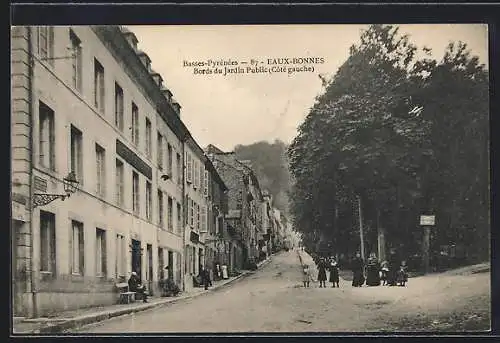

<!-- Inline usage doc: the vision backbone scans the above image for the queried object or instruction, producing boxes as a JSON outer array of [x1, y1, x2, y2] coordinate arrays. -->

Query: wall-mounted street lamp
[[33, 171, 79, 208]]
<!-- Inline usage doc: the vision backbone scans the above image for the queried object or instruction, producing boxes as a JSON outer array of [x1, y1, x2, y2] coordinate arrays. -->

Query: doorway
[[131, 239, 142, 277], [198, 248, 203, 272], [147, 244, 153, 293], [168, 251, 174, 280]]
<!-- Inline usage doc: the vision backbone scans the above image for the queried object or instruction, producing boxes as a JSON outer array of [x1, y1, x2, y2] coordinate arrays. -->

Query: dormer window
[[137, 51, 151, 71]]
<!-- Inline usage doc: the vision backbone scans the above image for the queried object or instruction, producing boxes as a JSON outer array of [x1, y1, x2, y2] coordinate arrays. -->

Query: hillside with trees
[[234, 140, 291, 215]]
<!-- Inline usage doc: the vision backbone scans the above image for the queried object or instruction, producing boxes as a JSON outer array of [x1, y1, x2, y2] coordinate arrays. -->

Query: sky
[[128, 24, 488, 152]]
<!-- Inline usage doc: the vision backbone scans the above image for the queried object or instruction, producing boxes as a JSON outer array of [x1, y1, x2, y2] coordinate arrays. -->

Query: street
[[74, 250, 490, 333]]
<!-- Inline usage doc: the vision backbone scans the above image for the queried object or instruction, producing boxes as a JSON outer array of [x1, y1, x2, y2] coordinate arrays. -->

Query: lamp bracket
[[33, 193, 68, 208]]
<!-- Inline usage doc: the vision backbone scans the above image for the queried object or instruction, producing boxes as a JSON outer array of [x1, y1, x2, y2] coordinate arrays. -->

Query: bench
[[116, 282, 136, 304]]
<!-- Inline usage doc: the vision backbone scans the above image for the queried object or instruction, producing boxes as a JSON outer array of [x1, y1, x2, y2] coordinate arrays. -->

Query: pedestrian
[[351, 253, 365, 287], [396, 260, 408, 286], [202, 267, 211, 290], [387, 249, 399, 286], [366, 252, 381, 286], [329, 258, 340, 288], [380, 260, 389, 286], [128, 272, 148, 303], [317, 257, 327, 288], [302, 264, 312, 288]]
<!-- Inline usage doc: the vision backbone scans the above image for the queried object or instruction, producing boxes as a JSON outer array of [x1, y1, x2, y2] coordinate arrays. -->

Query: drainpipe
[[27, 26, 38, 318], [181, 135, 187, 292]]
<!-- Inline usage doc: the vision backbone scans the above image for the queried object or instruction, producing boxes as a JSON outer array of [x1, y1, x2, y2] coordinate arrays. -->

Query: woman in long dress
[[329, 259, 340, 288], [317, 257, 327, 288], [351, 253, 365, 287], [365, 252, 381, 286]]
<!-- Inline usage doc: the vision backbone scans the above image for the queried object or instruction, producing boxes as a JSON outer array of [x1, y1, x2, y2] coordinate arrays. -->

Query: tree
[[288, 25, 489, 265]]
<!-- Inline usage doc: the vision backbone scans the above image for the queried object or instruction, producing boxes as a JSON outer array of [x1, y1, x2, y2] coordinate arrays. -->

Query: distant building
[[206, 145, 265, 269]]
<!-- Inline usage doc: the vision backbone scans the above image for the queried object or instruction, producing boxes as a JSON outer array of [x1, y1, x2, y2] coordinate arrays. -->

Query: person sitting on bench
[[128, 272, 148, 303]]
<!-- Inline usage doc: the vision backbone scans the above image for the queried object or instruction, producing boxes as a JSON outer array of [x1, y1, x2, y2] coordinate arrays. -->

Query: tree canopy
[[288, 25, 489, 264]]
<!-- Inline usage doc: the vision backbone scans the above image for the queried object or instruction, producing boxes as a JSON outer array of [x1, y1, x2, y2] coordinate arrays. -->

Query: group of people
[[127, 266, 181, 303], [352, 252, 408, 287], [302, 257, 340, 288], [302, 251, 408, 288]]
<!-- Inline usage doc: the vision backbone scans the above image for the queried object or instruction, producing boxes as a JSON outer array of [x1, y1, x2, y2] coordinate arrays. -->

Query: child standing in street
[[303, 264, 311, 288]]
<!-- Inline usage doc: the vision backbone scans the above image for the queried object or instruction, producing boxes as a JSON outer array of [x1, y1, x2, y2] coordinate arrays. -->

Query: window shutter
[[204, 170, 209, 196]]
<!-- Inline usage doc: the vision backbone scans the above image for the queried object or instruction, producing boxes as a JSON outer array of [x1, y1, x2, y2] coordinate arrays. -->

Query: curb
[[22, 257, 273, 334]]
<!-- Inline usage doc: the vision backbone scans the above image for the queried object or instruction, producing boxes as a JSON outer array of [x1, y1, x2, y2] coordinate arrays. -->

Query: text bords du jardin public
[[183, 57, 325, 76]]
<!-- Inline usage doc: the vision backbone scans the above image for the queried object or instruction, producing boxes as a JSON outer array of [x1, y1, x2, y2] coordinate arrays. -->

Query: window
[[186, 152, 192, 183], [37, 26, 54, 65], [193, 160, 199, 189], [204, 170, 209, 197], [196, 203, 200, 231], [131, 103, 139, 146], [189, 198, 194, 227], [200, 165, 204, 194], [95, 144, 106, 197], [177, 202, 182, 233], [167, 143, 173, 176], [201, 206, 207, 232], [115, 234, 125, 278], [132, 171, 139, 215], [70, 125, 83, 182], [114, 83, 124, 131], [157, 133, 163, 170], [96, 228, 106, 277], [115, 159, 124, 206], [168, 196, 173, 232], [70, 220, 84, 275], [40, 211, 56, 273], [146, 181, 152, 221], [176, 153, 182, 185], [69, 29, 82, 91], [94, 58, 105, 113], [38, 102, 55, 170], [158, 190, 164, 227], [145, 118, 152, 158]]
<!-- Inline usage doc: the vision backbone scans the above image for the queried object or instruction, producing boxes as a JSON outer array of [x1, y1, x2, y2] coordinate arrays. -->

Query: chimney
[[150, 70, 163, 88], [120, 26, 139, 50], [136, 50, 152, 72]]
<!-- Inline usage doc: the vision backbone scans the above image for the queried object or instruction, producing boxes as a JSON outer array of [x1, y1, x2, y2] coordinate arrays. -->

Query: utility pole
[[357, 195, 365, 262]]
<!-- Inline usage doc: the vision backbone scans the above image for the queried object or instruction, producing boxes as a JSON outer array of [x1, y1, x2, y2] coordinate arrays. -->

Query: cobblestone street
[[75, 250, 490, 333]]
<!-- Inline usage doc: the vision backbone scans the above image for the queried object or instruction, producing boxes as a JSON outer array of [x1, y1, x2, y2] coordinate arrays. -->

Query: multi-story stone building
[[203, 160, 229, 278], [183, 137, 210, 290], [206, 145, 265, 269], [10, 25, 198, 317]]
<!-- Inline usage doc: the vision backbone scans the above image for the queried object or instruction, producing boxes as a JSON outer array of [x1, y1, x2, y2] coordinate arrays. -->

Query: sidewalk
[[13, 257, 272, 334]]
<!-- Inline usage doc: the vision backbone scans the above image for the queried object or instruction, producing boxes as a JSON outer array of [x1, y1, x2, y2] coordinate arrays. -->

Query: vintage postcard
[[11, 24, 490, 334]]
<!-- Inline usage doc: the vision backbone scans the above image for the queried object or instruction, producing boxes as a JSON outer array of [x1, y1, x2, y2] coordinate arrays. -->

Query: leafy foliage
[[288, 25, 489, 264]]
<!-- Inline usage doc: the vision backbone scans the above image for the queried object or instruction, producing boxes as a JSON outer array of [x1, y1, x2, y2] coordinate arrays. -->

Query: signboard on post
[[420, 215, 435, 226], [420, 214, 436, 275]]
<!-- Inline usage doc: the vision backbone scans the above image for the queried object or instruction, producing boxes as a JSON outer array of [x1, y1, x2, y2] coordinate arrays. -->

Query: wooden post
[[358, 196, 365, 262], [422, 226, 431, 274]]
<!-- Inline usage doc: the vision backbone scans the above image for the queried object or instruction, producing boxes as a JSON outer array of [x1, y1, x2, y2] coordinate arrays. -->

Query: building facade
[[203, 160, 229, 279], [183, 138, 208, 290], [10, 25, 195, 317]]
